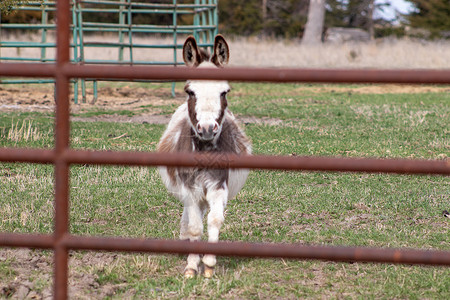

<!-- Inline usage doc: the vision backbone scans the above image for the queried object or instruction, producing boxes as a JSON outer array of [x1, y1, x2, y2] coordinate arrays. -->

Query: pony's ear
[[183, 36, 201, 67], [211, 35, 229, 67]]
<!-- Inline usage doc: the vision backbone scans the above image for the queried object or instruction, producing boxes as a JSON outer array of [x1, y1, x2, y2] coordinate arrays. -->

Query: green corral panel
[[0, 0, 218, 103]]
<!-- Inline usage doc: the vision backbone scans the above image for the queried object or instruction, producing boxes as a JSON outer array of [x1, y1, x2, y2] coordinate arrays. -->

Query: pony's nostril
[[196, 122, 218, 140]]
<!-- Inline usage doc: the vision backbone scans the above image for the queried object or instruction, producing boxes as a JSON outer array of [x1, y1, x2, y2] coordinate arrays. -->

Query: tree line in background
[[219, 0, 450, 40], [1, 0, 449, 40]]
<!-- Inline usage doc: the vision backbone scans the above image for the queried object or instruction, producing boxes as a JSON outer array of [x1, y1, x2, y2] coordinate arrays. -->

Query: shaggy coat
[[157, 35, 251, 278]]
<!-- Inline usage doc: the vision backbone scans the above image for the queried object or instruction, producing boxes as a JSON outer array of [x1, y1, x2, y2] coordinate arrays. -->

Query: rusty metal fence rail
[[0, 1, 450, 299]]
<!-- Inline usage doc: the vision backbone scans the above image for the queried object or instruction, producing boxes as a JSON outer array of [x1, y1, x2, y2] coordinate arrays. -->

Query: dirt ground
[[0, 84, 182, 119], [1, 82, 449, 299], [0, 249, 141, 299], [1, 84, 448, 124]]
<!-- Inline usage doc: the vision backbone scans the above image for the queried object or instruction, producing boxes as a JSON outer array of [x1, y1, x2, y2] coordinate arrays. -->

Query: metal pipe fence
[[0, 1, 449, 299]]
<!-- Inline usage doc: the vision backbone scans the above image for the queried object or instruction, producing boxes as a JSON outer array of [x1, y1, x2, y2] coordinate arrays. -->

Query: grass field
[[0, 82, 449, 298]]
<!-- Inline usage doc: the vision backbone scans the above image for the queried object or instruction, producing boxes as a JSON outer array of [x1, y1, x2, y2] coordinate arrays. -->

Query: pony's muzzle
[[197, 122, 219, 141]]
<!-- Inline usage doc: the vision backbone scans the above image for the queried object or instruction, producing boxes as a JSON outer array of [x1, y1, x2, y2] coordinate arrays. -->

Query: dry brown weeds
[[1, 34, 449, 69]]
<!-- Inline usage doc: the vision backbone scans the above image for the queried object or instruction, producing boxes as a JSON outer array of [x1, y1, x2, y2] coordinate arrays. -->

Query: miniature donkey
[[157, 35, 251, 278]]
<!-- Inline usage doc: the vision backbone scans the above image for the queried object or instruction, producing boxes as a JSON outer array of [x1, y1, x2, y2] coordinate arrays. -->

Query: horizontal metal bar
[[7, 6, 57, 12], [0, 148, 56, 164], [77, 27, 213, 33], [0, 24, 59, 29], [8, 0, 213, 9], [81, 42, 213, 49], [6, 7, 194, 14], [10, 1, 215, 10], [62, 65, 450, 84], [104, 43, 214, 49], [0, 63, 448, 85], [0, 60, 182, 65], [1, 64, 449, 85], [81, 60, 184, 65], [81, 22, 216, 30], [78, 28, 195, 34], [1, 148, 447, 175], [0, 57, 57, 62], [0, 63, 56, 77], [81, 42, 177, 48], [0, 79, 56, 84], [62, 150, 450, 175], [0, 42, 56, 48], [0, 233, 448, 266], [63, 235, 450, 266], [0, 233, 54, 249], [77, 8, 194, 14], [78, 0, 215, 9], [9, 1, 57, 6]]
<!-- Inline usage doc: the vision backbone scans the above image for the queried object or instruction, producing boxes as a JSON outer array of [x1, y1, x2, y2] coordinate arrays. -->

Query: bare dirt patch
[[0, 84, 184, 114], [0, 249, 52, 299], [91, 85, 183, 110], [0, 249, 152, 299]]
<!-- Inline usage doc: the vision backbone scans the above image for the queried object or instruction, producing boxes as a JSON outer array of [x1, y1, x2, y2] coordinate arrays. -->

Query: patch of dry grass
[[1, 120, 42, 142], [1, 33, 449, 69], [228, 36, 450, 69]]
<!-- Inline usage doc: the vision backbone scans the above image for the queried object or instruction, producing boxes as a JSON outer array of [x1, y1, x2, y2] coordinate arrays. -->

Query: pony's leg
[[179, 207, 189, 240], [203, 187, 228, 278], [183, 203, 203, 278]]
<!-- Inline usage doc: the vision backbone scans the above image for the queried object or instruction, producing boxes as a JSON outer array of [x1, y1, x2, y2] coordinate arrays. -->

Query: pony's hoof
[[184, 268, 197, 279], [203, 266, 214, 278]]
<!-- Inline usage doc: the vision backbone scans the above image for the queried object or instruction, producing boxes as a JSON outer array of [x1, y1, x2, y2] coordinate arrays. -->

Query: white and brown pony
[[157, 35, 251, 278]]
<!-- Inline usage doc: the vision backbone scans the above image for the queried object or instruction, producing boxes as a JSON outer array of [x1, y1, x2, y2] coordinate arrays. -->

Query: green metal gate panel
[[0, 0, 218, 103]]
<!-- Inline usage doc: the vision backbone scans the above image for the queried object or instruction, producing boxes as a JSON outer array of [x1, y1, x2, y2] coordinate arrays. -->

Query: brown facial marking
[[185, 89, 198, 129], [215, 90, 229, 126]]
